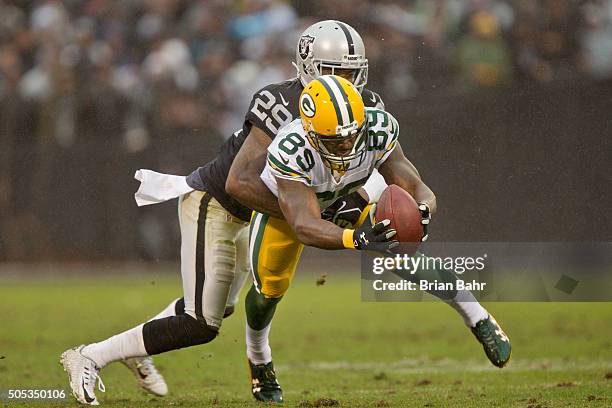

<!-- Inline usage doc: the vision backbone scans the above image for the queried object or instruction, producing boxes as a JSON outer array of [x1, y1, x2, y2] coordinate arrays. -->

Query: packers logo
[[300, 93, 316, 118], [298, 35, 315, 60]]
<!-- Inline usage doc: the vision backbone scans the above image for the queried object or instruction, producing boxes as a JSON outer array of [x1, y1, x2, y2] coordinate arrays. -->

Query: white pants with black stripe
[[80, 189, 252, 366], [179, 190, 251, 328]]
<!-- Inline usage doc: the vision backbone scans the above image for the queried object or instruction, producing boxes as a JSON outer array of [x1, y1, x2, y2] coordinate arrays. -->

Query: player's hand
[[418, 203, 431, 242], [350, 209, 398, 253], [322, 191, 368, 228]]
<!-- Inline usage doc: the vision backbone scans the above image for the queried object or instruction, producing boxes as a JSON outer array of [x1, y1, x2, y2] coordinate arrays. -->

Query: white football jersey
[[261, 107, 399, 210]]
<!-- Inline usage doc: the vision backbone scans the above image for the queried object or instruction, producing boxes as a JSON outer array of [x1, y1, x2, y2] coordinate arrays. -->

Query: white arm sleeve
[[362, 169, 388, 204]]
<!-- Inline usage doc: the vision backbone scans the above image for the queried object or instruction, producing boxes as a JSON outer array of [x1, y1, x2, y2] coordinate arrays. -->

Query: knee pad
[[143, 314, 219, 355]]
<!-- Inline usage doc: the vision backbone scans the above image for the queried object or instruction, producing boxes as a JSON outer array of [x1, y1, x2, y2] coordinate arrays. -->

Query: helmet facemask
[[305, 120, 368, 173], [300, 54, 369, 94]]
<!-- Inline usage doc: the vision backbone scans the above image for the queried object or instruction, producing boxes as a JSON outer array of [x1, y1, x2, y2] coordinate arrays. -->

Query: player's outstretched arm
[[277, 178, 397, 252], [277, 177, 345, 249], [378, 143, 437, 214], [225, 126, 285, 219]]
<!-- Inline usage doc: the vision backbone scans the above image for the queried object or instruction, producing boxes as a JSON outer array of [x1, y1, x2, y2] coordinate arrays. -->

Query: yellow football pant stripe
[[249, 213, 303, 298], [248, 203, 372, 297]]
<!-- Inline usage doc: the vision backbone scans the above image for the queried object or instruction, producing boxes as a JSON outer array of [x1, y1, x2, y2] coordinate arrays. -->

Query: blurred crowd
[[1, 0, 611, 261]]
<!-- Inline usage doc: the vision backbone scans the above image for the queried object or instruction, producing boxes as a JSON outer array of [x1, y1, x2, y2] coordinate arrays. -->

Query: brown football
[[375, 184, 423, 243]]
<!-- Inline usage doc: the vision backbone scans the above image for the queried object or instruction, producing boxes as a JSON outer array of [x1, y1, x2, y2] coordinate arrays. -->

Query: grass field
[[0, 269, 611, 407]]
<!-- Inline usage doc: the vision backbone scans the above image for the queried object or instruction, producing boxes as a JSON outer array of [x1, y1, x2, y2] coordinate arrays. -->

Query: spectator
[[456, 10, 512, 88]]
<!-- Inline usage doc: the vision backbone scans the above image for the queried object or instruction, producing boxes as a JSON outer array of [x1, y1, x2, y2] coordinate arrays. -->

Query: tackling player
[[234, 75, 512, 402], [59, 20, 385, 405]]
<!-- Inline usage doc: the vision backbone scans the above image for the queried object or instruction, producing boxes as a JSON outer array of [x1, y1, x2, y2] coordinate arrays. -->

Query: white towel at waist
[[134, 169, 194, 206]]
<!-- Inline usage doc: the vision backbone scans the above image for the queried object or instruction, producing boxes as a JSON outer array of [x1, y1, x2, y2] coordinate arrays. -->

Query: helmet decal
[[295, 21, 368, 92], [335, 21, 355, 54], [300, 93, 316, 118], [298, 35, 315, 60], [318, 75, 354, 126]]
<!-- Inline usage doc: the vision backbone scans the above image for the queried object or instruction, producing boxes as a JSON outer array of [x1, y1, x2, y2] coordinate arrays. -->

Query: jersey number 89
[[279, 133, 315, 173]]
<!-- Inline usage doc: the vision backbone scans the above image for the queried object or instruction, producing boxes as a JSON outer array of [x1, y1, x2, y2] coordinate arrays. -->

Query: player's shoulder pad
[[266, 121, 313, 184], [362, 88, 385, 110]]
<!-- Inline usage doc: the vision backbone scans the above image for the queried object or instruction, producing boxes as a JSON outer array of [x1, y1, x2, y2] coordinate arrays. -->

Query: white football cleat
[[122, 357, 168, 396], [60, 345, 105, 405]]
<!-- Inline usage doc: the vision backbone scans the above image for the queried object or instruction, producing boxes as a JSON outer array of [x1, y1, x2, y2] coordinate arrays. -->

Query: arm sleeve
[[362, 169, 388, 203]]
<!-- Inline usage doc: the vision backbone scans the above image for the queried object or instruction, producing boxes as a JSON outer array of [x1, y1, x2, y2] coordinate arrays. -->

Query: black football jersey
[[187, 77, 385, 222]]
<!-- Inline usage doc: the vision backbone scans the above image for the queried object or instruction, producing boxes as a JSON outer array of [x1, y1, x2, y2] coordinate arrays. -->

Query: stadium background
[[1, 2, 612, 407], [1, 0, 611, 263]]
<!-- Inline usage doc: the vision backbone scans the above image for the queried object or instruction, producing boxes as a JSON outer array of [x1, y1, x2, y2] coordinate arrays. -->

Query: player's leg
[[150, 297, 186, 320], [75, 192, 220, 363], [60, 192, 243, 404], [119, 298, 185, 397], [60, 192, 202, 405], [123, 200, 250, 395], [224, 223, 252, 318], [245, 212, 303, 403], [140, 192, 242, 354], [198, 197, 248, 326], [358, 203, 511, 368], [63, 298, 182, 401], [393, 261, 511, 366]]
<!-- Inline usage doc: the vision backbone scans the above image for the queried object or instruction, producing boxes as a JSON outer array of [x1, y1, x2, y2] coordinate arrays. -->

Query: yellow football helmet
[[299, 75, 367, 172]]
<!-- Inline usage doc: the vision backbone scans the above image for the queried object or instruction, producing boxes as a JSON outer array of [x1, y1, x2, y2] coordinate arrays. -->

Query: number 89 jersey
[[188, 78, 384, 222], [261, 108, 399, 210]]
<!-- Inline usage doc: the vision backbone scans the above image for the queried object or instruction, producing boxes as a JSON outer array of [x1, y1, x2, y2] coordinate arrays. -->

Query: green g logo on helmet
[[300, 93, 316, 118]]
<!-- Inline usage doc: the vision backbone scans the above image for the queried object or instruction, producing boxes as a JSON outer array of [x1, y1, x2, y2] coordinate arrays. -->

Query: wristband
[[342, 229, 355, 249]]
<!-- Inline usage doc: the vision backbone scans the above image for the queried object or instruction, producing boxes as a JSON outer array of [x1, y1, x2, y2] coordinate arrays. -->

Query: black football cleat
[[471, 314, 512, 368], [249, 360, 283, 403]]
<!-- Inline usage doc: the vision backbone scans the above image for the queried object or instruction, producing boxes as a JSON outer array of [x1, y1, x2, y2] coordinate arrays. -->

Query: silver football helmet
[[295, 20, 368, 93]]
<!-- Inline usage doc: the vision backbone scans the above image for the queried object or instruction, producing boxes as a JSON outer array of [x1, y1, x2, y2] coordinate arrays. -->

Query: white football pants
[[178, 190, 251, 328]]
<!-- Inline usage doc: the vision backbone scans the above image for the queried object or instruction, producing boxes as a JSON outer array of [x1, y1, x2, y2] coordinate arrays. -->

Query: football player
[[59, 20, 385, 405], [235, 75, 512, 402]]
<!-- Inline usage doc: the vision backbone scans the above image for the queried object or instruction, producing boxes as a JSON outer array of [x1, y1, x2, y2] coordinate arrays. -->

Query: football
[[375, 184, 423, 243]]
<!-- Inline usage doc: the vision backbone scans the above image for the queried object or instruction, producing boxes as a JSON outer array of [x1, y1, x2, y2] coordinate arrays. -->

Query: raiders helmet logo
[[298, 35, 315, 60]]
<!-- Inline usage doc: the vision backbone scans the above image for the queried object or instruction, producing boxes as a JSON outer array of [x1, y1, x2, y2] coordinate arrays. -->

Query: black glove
[[322, 191, 368, 228], [352, 213, 398, 253], [418, 203, 431, 242]]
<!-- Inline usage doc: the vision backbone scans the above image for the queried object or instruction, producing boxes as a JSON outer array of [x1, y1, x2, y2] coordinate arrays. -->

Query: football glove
[[418, 203, 431, 242], [322, 191, 368, 228], [344, 207, 398, 253]]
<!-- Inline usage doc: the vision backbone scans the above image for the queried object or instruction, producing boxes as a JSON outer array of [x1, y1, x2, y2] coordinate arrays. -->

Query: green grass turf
[[0, 272, 611, 407]]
